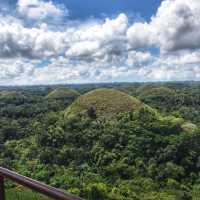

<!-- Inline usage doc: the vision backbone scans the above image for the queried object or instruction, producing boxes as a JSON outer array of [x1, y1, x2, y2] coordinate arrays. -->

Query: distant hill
[[65, 88, 143, 120], [137, 86, 178, 111], [45, 87, 80, 100], [0, 91, 26, 103], [137, 86, 175, 97]]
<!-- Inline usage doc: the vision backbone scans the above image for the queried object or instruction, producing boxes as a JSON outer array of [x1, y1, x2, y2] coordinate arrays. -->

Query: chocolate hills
[[45, 87, 80, 100], [65, 88, 143, 120]]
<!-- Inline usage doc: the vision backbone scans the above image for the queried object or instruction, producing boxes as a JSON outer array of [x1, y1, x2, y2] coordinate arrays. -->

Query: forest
[[1, 82, 200, 200]]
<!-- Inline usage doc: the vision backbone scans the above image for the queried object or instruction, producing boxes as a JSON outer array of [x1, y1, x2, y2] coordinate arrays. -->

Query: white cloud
[[0, 13, 128, 61], [0, 19, 67, 59], [17, 0, 67, 20], [0, 0, 200, 84], [0, 58, 35, 85], [127, 0, 200, 52], [65, 13, 128, 60], [127, 51, 153, 66], [127, 22, 155, 50], [135, 51, 200, 81], [152, 0, 200, 52]]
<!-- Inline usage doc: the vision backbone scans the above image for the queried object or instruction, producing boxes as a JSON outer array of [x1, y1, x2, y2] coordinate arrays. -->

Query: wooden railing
[[0, 167, 83, 200]]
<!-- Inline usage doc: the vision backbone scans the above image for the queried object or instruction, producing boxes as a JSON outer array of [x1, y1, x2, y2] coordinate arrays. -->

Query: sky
[[0, 0, 200, 85]]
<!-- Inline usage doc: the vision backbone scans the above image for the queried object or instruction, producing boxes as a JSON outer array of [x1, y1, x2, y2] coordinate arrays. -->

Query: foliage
[[1, 83, 200, 199], [6, 186, 50, 200]]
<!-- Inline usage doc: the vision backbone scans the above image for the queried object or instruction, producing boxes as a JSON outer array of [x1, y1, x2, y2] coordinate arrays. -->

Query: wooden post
[[0, 176, 5, 200]]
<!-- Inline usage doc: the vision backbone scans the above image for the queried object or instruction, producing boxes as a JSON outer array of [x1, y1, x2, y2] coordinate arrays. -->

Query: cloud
[[136, 51, 200, 81], [0, 58, 35, 85], [0, 19, 67, 59], [127, 51, 153, 66], [65, 13, 128, 61], [127, 0, 200, 52], [1, 0, 200, 85], [2, 50, 200, 85], [17, 0, 67, 20], [152, 0, 200, 52], [2, 0, 200, 60], [127, 22, 155, 50], [0, 13, 128, 61]]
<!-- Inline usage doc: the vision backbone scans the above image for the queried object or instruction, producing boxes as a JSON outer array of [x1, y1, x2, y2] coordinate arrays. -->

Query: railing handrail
[[0, 167, 83, 200]]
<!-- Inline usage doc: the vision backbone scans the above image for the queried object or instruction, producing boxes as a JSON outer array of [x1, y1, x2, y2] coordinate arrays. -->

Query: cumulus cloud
[[127, 22, 155, 50], [0, 0, 200, 85], [0, 58, 35, 85], [127, 51, 153, 66], [0, 19, 67, 59], [0, 13, 128, 61], [127, 0, 200, 52], [152, 0, 200, 52], [65, 13, 128, 61], [2, 0, 200, 60], [136, 50, 200, 81], [17, 0, 67, 20]]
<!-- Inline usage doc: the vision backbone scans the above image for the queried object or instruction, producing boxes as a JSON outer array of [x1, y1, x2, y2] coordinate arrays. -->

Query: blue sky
[[0, 0, 200, 85], [2, 0, 162, 20], [63, 0, 162, 21]]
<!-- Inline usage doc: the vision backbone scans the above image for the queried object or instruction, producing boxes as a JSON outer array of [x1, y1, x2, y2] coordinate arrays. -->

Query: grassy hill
[[45, 87, 80, 100], [0, 91, 26, 103], [137, 86, 178, 112], [0, 91, 25, 99], [138, 86, 175, 98], [65, 88, 143, 120]]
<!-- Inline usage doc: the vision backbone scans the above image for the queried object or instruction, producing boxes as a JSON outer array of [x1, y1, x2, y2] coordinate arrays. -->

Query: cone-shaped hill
[[64, 88, 198, 134], [0, 91, 26, 103], [138, 86, 175, 98], [45, 87, 80, 100], [64, 88, 144, 120], [138, 86, 176, 109]]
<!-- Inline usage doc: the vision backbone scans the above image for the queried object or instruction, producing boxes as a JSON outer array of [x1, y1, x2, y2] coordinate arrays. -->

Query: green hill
[[65, 88, 143, 120], [0, 91, 26, 103], [45, 87, 80, 100], [138, 86, 175, 98], [137, 86, 178, 112]]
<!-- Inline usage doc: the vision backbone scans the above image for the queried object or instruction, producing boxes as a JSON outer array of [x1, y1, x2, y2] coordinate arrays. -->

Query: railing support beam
[[0, 167, 83, 200], [0, 176, 5, 200]]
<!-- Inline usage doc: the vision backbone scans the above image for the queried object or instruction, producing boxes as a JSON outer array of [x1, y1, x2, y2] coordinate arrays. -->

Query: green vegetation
[[7, 186, 50, 200], [0, 91, 25, 99], [138, 86, 177, 112], [65, 88, 143, 120], [0, 91, 26, 104], [1, 83, 200, 199], [46, 87, 80, 100]]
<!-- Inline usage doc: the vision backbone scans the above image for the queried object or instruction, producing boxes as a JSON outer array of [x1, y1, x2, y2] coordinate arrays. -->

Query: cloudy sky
[[0, 0, 200, 85]]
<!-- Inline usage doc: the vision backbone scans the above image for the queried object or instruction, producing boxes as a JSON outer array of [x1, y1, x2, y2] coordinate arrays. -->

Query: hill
[[137, 86, 178, 112], [138, 86, 175, 97], [1, 83, 200, 200], [0, 91, 26, 103], [65, 88, 143, 120], [45, 87, 80, 100]]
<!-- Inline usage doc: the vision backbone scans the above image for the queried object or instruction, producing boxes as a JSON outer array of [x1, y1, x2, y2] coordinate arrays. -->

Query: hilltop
[[45, 87, 80, 100], [65, 88, 143, 120], [138, 86, 175, 97], [0, 91, 26, 103]]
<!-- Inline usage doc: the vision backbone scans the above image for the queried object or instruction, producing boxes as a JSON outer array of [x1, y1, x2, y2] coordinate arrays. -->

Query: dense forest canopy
[[1, 82, 200, 200]]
